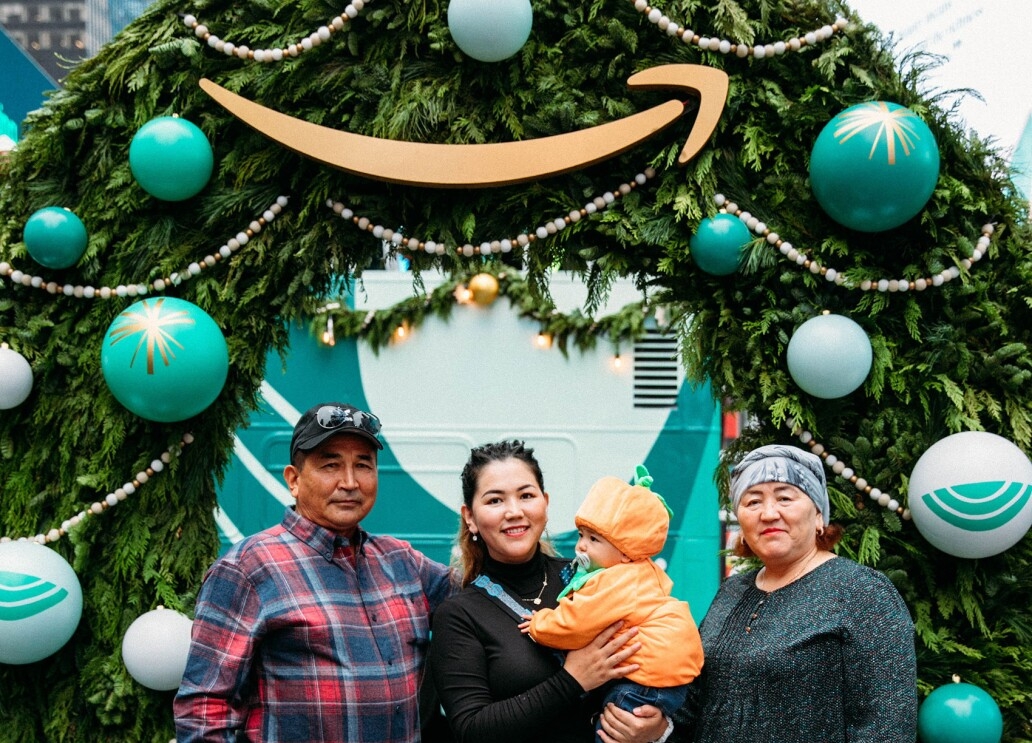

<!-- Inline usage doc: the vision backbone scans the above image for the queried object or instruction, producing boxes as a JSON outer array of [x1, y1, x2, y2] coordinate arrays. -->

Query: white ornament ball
[[0, 346, 34, 409], [447, 0, 533, 62], [0, 541, 83, 664], [908, 431, 1032, 559], [786, 314, 873, 399], [121, 607, 194, 690]]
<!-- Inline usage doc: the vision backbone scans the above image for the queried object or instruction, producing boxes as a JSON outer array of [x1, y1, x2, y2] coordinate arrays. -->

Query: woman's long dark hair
[[455, 440, 547, 587]]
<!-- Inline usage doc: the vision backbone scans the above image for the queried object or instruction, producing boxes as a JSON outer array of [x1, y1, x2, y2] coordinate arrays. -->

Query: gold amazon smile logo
[[199, 64, 728, 188]]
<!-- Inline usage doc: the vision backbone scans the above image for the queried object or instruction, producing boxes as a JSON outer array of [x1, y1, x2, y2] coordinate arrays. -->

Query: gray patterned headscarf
[[730, 444, 829, 525]]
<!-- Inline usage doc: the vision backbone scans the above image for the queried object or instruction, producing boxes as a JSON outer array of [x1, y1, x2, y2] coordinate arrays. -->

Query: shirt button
[[745, 627, 751, 633], [750, 613, 758, 619]]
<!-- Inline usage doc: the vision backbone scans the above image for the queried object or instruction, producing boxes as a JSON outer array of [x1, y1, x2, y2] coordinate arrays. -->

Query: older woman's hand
[[598, 703, 669, 743], [562, 621, 641, 692]]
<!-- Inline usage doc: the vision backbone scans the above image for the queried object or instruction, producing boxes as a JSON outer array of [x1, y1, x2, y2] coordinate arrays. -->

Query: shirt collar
[[283, 508, 369, 561]]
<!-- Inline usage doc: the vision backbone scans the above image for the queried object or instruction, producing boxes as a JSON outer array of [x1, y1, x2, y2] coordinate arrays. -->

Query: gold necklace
[[757, 552, 819, 592], [520, 568, 549, 605]]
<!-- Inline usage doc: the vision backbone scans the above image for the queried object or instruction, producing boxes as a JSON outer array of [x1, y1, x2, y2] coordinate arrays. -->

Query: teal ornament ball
[[447, 0, 532, 62], [101, 297, 229, 422], [690, 214, 750, 275], [917, 682, 1002, 743], [786, 314, 872, 399], [0, 541, 84, 665], [122, 608, 194, 690], [23, 206, 88, 269], [908, 431, 1032, 559], [0, 345, 33, 409], [129, 117, 214, 201], [809, 101, 940, 232]]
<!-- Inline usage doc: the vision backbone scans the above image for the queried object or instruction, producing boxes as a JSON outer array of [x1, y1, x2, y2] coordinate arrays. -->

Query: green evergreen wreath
[[1, 0, 1031, 739]]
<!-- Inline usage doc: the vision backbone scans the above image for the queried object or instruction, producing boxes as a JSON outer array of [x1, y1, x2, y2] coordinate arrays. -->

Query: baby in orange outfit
[[526, 467, 703, 741]]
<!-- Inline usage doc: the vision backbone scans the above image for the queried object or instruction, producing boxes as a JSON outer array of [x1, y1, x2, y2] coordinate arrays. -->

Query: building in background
[[0, 0, 86, 81], [0, 0, 150, 83], [83, 0, 150, 55], [0, 23, 58, 136]]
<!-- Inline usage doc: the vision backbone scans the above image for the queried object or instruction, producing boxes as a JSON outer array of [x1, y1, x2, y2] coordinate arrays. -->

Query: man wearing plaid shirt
[[175, 402, 455, 742]]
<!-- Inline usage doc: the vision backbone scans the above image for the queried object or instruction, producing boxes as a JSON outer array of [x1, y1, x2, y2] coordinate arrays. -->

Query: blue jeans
[[595, 681, 688, 741]]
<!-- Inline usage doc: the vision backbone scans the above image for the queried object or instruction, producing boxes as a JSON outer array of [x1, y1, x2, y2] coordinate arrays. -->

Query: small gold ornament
[[468, 273, 500, 306]]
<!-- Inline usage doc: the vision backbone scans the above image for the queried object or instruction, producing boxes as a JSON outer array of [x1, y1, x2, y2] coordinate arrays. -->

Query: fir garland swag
[[306, 269, 660, 357], [1, 0, 1032, 740]]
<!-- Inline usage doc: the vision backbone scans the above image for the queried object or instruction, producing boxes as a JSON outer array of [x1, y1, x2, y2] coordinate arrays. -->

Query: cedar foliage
[[1, 0, 1031, 739]]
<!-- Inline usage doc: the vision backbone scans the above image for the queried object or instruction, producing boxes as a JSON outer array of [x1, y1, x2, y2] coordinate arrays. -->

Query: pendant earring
[[471, 533, 478, 542]]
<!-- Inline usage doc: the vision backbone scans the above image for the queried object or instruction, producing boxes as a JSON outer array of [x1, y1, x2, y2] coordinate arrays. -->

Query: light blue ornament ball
[[0, 345, 34, 409], [917, 682, 1002, 743], [908, 431, 1032, 559], [129, 117, 214, 201], [101, 297, 229, 422], [809, 101, 940, 232], [690, 214, 751, 275], [0, 541, 84, 664], [447, 0, 532, 62], [786, 314, 873, 399], [23, 206, 88, 269]]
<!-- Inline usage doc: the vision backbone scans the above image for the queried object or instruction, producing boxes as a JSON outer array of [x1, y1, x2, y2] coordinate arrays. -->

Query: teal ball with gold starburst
[[809, 101, 940, 232], [100, 297, 229, 422]]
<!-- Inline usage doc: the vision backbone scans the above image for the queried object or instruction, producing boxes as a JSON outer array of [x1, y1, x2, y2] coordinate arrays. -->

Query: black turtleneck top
[[429, 550, 597, 743]]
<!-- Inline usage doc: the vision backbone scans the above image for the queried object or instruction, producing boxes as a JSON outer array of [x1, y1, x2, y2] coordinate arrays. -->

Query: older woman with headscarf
[[670, 444, 917, 743]]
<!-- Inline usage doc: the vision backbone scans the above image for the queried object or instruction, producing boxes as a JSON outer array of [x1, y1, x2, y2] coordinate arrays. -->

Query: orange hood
[[574, 476, 670, 560]]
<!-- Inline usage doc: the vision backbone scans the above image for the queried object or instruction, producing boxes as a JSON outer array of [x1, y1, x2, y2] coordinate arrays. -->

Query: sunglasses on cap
[[315, 405, 382, 436]]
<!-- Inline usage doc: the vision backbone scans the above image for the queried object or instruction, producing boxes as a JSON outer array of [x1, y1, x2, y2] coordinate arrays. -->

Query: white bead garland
[[0, 197, 288, 300], [183, 1, 369, 62], [712, 193, 995, 292], [785, 418, 910, 519], [326, 168, 656, 257], [629, 1, 847, 58], [0, 434, 194, 545]]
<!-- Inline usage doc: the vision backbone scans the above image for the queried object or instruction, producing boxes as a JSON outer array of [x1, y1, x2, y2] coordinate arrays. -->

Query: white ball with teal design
[[908, 431, 1032, 559], [0, 541, 84, 664], [121, 607, 194, 690]]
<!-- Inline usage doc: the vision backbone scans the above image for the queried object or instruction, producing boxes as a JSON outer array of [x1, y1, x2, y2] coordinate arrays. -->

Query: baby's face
[[574, 527, 627, 571]]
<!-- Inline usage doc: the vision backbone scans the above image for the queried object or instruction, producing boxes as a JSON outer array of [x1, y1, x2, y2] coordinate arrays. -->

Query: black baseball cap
[[289, 402, 383, 459]]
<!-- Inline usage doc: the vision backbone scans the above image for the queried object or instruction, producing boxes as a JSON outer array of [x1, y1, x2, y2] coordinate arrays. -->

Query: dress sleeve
[[430, 598, 586, 743], [173, 560, 262, 743], [841, 571, 918, 742]]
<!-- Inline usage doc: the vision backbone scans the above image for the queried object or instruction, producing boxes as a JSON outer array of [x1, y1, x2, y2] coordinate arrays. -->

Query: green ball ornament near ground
[[690, 213, 751, 275], [447, 0, 532, 62], [128, 116, 214, 201], [100, 297, 229, 422], [917, 681, 1002, 743], [23, 206, 88, 269], [809, 101, 940, 232]]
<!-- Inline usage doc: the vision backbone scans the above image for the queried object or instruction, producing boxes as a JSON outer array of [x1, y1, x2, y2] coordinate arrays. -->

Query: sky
[[846, 0, 1031, 156]]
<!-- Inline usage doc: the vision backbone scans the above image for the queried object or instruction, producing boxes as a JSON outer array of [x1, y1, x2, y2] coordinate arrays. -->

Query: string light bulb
[[535, 332, 553, 349], [321, 316, 335, 346]]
